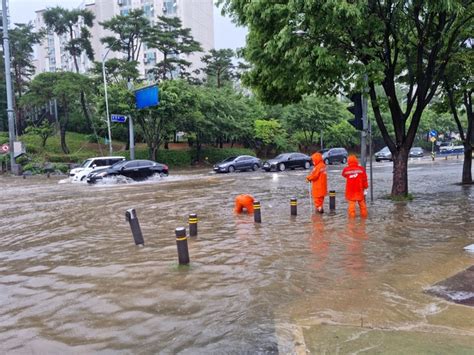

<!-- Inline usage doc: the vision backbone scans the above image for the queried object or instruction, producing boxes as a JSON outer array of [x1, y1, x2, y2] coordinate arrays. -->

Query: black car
[[87, 159, 168, 184], [213, 155, 261, 173], [263, 152, 311, 172], [321, 148, 348, 165], [409, 147, 424, 158]]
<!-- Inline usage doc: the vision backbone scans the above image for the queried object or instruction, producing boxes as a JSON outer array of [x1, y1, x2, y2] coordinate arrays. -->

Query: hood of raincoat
[[348, 155, 359, 166], [311, 152, 323, 165]]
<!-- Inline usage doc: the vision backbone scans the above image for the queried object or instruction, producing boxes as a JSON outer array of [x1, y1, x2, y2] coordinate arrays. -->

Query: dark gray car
[[321, 148, 348, 165], [213, 155, 261, 173]]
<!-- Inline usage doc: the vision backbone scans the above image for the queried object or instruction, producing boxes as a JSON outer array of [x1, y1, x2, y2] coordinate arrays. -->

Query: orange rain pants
[[348, 200, 368, 218], [234, 194, 255, 214]]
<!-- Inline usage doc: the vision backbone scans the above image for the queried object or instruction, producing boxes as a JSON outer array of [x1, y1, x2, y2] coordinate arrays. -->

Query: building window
[[120, 8, 130, 16], [163, 0, 177, 15], [143, 4, 154, 18]]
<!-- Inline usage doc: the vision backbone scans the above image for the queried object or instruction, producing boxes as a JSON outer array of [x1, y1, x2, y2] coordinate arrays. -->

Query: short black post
[[329, 190, 336, 211], [175, 227, 190, 265], [290, 197, 297, 216], [47, 172, 50, 179], [125, 208, 145, 246], [188, 213, 198, 237], [253, 200, 262, 223]]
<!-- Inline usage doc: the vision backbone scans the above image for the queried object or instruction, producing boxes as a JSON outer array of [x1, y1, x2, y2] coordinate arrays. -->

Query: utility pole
[[361, 93, 368, 168], [2, 0, 17, 173]]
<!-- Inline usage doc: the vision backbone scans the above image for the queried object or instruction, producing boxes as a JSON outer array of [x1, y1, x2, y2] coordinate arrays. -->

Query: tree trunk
[[462, 144, 472, 184], [60, 125, 69, 155], [391, 147, 409, 196]]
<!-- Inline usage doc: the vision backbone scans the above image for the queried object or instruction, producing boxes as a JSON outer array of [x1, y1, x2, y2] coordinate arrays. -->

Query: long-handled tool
[[308, 182, 313, 214]]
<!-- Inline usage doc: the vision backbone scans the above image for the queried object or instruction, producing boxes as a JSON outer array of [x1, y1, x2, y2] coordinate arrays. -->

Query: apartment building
[[34, 0, 215, 80]]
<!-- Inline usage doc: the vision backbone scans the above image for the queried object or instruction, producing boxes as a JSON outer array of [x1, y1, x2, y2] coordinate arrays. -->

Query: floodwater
[[0, 158, 473, 353]]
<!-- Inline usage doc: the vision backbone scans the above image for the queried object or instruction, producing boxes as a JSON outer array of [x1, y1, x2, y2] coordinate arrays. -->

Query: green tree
[[91, 59, 140, 85], [283, 95, 347, 151], [9, 23, 43, 134], [100, 9, 150, 63], [441, 41, 473, 184], [254, 119, 288, 156], [146, 16, 202, 81], [135, 80, 198, 160], [43, 7, 96, 138], [220, 0, 474, 197], [201, 49, 235, 88], [21, 72, 92, 154], [42, 7, 94, 72], [25, 121, 55, 148]]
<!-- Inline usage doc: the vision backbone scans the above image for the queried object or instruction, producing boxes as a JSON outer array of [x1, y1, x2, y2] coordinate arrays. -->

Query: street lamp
[[102, 47, 114, 156]]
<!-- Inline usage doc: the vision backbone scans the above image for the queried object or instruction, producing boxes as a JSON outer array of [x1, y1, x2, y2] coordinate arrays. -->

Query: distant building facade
[[33, 0, 214, 80]]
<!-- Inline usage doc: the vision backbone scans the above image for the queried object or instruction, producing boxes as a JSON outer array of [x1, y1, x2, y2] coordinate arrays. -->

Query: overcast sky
[[9, 0, 247, 50]]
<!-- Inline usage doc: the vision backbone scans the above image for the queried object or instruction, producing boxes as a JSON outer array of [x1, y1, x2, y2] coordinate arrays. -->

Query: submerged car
[[213, 155, 261, 173], [375, 146, 392, 162], [409, 147, 424, 158], [321, 147, 348, 165], [69, 156, 125, 181], [263, 152, 311, 172], [87, 159, 168, 184]]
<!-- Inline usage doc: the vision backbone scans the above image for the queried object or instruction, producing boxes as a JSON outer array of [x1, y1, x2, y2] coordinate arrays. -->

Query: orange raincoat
[[341, 155, 368, 217], [306, 153, 327, 211], [234, 194, 255, 214]]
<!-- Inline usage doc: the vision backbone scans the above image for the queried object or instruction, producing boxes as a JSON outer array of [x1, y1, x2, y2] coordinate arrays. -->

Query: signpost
[[430, 134, 437, 161], [111, 114, 127, 123]]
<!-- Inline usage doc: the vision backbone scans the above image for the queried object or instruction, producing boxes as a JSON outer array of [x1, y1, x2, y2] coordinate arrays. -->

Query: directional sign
[[111, 114, 127, 123], [0, 144, 9, 154], [429, 129, 437, 137]]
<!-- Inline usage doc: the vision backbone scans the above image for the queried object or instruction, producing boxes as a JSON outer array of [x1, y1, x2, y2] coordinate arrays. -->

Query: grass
[[384, 193, 414, 201]]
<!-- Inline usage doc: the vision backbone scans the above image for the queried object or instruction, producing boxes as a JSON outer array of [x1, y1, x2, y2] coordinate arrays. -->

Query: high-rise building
[[33, 0, 214, 80]]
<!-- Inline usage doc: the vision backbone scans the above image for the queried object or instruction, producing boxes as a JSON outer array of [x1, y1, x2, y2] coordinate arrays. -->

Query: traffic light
[[347, 93, 363, 131]]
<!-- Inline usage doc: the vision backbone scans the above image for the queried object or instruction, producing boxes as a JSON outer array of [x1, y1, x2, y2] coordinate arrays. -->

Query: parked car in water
[[213, 155, 261, 173], [86, 159, 168, 184], [409, 147, 424, 158], [375, 146, 392, 162], [69, 156, 125, 181], [439, 143, 464, 154], [262, 152, 311, 172], [321, 148, 348, 165]]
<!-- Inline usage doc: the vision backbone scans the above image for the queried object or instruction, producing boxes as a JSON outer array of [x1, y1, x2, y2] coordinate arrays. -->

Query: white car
[[69, 156, 125, 182]]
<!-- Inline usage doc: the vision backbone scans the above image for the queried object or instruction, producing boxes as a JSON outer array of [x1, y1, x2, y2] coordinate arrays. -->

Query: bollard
[[188, 213, 198, 237], [125, 208, 145, 246], [290, 197, 297, 216], [47, 172, 50, 179], [329, 190, 336, 211], [175, 227, 190, 265], [253, 200, 262, 223], [23, 174, 26, 179]]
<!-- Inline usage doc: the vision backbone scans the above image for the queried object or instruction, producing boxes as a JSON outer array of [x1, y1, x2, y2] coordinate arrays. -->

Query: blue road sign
[[111, 114, 127, 123], [135, 85, 159, 109], [429, 129, 437, 137]]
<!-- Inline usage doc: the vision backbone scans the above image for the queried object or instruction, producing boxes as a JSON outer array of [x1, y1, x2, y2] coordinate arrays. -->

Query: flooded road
[[0, 158, 473, 353]]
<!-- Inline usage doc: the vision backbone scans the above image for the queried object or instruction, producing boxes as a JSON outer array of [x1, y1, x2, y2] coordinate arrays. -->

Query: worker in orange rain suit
[[341, 155, 369, 218], [306, 152, 327, 213], [234, 194, 255, 214]]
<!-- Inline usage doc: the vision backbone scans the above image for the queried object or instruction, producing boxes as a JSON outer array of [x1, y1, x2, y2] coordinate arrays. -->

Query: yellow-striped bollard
[[253, 200, 262, 223], [290, 197, 297, 216], [175, 227, 189, 265], [329, 190, 336, 211], [188, 213, 198, 237]]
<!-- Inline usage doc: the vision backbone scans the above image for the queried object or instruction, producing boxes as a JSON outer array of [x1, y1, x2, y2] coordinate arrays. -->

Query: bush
[[23, 162, 44, 174], [46, 153, 88, 163]]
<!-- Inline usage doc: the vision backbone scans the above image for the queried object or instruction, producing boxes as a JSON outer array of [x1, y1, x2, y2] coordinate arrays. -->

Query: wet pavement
[[0, 158, 473, 353]]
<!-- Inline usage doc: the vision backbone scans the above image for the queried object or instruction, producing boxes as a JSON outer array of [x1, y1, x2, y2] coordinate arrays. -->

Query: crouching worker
[[306, 153, 327, 213], [342, 155, 369, 218], [234, 194, 255, 214]]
